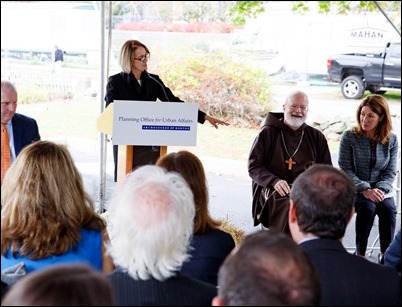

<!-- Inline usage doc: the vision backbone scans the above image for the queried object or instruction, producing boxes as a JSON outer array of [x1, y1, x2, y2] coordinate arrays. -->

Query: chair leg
[[365, 234, 380, 257]]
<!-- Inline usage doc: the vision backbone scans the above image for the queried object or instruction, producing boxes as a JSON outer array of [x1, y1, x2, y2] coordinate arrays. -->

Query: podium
[[97, 101, 197, 183], [96, 104, 167, 182]]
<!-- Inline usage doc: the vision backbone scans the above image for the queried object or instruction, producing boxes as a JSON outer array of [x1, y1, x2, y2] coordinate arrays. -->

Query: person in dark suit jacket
[[289, 164, 401, 306], [106, 165, 216, 306], [384, 228, 401, 276], [213, 229, 320, 306], [11, 113, 41, 156], [105, 39, 229, 181], [1, 80, 40, 182]]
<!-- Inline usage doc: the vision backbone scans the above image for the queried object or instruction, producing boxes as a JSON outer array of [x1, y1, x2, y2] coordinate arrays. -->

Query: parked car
[[327, 42, 401, 99]]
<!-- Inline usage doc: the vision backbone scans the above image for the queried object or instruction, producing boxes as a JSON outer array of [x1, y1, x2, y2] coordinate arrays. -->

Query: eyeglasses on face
[[1, 101, 17, 107], [133, 54, 150, 63], [287, 105, 308, 112]]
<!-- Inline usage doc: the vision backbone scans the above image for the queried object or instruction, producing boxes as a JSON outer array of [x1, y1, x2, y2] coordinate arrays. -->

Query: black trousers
[[113, 145, 161, 182], [354, 193, 396, 254]]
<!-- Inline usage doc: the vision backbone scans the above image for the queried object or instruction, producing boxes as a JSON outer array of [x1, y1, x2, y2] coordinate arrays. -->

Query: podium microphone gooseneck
[[145, 70, 170, 102], [144, 70, 169, 153]]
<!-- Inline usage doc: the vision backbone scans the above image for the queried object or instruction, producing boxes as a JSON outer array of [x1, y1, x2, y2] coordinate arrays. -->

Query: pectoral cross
[[285, 158, 296, 170]]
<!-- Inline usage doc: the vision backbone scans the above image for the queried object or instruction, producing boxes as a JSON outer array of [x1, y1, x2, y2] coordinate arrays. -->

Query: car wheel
[[341, 76, 365, 99]]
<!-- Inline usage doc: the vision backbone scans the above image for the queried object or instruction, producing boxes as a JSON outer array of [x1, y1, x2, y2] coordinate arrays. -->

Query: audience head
[[1, 141, 105, 259], [213, 229, 320, 306], [107, 165, 195, 281], [1, 80, 18, 124], [1, 263, 115, 306], [156, 150, 221, 233], [289, 164, 356, 241]]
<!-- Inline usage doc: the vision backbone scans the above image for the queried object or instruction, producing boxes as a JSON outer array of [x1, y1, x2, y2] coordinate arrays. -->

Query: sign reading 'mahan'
[[348, 27, 388, 46]]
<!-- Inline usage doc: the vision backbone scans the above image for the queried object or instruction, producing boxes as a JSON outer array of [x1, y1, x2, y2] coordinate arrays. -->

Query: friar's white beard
[[284, 113, 305, 130]]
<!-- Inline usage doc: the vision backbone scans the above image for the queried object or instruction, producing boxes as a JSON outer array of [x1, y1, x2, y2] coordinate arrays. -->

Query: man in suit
[[289, 164, 401, 306], [212, 229, 320, 306], [106, 165, 216, 306], [1, 80, 40, 182]]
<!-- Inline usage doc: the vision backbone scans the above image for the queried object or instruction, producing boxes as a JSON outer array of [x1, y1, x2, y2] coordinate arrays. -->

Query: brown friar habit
[[248, 112, 332, 232]]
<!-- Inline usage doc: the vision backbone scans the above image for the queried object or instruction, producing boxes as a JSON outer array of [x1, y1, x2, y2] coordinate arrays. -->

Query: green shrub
[[158, 51, 273, 128]]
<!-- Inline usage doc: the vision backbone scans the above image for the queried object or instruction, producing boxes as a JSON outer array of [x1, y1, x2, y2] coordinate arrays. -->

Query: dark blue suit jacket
[[108, 269, 216, 306], [384, 228, 401, 275], [180, 229, 235, 286], [300, 238, 401, 306], [11, 113, 40, 156]]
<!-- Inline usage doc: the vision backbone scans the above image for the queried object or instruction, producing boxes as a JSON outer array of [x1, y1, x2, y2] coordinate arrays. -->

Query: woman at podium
[[105, 40, 229, 182]]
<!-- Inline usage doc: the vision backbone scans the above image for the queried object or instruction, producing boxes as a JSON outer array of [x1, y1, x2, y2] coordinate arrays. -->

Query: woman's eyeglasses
[[133, 54, 150, 63]]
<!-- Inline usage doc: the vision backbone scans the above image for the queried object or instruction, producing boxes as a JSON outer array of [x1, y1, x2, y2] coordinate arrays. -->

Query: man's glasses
[[133, 54, 150, 63], [287, 105, 308, 112], [1, 101, 17, 107]]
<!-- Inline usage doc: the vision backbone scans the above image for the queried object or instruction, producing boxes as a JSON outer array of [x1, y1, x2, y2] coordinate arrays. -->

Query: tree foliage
[[226, 1, 266, 25], [228, 1, 401, 31], [106, 1, 234, 23], [99, 1, 400, 33]]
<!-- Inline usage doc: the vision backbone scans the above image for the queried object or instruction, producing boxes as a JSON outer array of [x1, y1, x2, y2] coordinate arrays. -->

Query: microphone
[[145, 70, 170, 102], [144, 70, 169, 154]]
